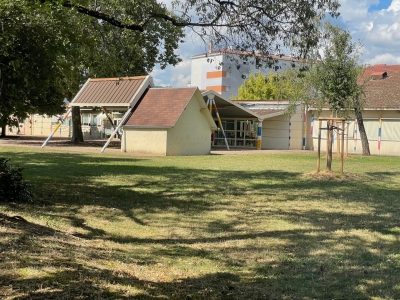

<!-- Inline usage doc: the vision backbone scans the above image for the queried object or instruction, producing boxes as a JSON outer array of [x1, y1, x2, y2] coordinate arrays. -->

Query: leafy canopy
[[234, 73, 285, 100], [233, 69, 313, 104], [0, 0, 184, 132], [313, 22, 365, 114], [0, 1, 66, 128], [45, 0, 340, 64]]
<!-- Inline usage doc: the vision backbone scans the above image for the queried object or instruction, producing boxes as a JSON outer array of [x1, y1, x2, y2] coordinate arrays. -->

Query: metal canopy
[[201, 91, 260, 119], [68, 76, 154, 110]]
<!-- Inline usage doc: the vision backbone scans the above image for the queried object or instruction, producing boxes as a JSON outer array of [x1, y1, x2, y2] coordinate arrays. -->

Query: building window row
[[213, 119, 258, 148]]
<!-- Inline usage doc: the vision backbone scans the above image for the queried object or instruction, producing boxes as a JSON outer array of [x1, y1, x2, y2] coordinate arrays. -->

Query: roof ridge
[[89, 76, 148, 82]]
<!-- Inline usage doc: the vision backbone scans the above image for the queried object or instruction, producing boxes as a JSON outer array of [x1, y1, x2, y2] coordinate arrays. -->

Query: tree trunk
[[1, 119, 6, 138], [0, 73, 4, 138], [355, 108, 370, 156], [71, 106, 84, 143]]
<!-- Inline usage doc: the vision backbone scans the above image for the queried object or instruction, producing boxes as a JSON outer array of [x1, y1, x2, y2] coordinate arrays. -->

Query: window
[[82, 114, 90, 125], [213, 119, 258, 147], [92, 115, 98, 126]]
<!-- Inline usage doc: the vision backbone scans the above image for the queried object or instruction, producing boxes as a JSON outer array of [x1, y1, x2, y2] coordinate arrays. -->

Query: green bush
[[0, 158, 34, 203]]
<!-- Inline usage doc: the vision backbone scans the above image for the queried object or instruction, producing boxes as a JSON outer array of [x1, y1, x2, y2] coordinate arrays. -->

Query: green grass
[[1, 146, 400, 299]]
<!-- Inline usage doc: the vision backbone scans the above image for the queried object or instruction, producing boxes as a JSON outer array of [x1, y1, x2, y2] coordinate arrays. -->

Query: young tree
[[313, 22, 370, 155]]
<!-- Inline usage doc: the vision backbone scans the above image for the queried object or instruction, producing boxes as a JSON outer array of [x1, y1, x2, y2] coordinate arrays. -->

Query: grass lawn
[[1, 146, 400, 299]]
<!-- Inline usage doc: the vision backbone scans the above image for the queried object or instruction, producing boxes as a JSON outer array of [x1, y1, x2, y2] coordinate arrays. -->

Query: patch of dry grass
[[1, 146, 400, 299]]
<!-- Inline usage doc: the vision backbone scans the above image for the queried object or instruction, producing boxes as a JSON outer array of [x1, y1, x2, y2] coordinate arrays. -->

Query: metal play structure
[[41, 108, 72, 148], [41, 76, 153, 153], [206, 94, 230, 150]]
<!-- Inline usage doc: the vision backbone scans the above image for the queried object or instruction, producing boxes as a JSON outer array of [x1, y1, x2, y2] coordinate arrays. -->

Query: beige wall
[[261, 107, 304, 150], [311, 110, 400, 156], [122, 94, 213, 156], [261, 115, 289, 149], [122, 129, 168, 155], [15, 112, 117, 139], [16, 115, 70, 138], [166, 94, 212, 156], [288, 109, 304, 150]]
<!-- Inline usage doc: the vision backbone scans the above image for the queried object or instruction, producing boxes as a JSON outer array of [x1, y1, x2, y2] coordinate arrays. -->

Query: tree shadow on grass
[[2, 150, 400, 298], [2, 211, 400, 299]]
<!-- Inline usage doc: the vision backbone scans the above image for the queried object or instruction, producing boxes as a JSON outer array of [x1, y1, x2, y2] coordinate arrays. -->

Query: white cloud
[[388, 0, 400, 11], [169, 60, 192, 87], [151, 60, 192, 87], [337, 0, 379, 23], [334, 0, 400, 66], [151, 30, 208, 87], [150, 68, 166, 87], [365, 53, 400, 65]]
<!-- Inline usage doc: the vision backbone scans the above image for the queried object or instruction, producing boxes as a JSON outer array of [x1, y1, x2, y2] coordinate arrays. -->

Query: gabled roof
[[69, 76, 153, 109], [362, 64, 400, 109], [124, 88, 216, 129]]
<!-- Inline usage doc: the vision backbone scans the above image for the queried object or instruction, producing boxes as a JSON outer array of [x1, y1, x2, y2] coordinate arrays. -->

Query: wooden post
[[326, 120, 332, 171], [336, 121, 340, 154], [340, 120, 345, 174], [346, 121, 349, 157], [317, 120, 322, 173]]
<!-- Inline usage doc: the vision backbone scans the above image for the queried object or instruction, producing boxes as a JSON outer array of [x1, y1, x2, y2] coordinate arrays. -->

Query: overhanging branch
[[62, 1, 145, 31]]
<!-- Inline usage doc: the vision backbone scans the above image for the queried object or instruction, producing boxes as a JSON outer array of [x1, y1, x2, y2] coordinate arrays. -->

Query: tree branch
[[62, 1, 145, 31], [61, 1, 248, 31]]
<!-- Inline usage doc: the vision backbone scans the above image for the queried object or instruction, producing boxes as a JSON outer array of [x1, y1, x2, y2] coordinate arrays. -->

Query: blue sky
[[369, 0, 392, 11], [152, 0, 400, 87]]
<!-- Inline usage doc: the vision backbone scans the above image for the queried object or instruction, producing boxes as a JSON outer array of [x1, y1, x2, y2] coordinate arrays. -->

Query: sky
[[151, 0, 399, 87]]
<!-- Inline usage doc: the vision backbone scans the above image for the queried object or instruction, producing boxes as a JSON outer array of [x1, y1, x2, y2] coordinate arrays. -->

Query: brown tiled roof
[[70, 76, 151, 107], [362, 65, 400, 109], [124, 88, 197, 127]]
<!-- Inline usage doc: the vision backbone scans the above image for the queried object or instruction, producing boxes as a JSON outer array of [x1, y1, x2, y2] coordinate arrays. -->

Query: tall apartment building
[[190, 48, 300, 99]]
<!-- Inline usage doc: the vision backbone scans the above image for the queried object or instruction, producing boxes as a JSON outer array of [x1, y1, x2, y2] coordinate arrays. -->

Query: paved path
[[0, 135, 315, 156]]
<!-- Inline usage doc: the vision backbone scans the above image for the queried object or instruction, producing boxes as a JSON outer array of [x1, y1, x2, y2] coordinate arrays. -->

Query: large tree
[[312, 22, 370, 155], [44, 0, 340, 65], [2, 0, 341, 138], [0, 0, 184, 138], [0, 1, 66, 136], [63, 11, 184, 143]]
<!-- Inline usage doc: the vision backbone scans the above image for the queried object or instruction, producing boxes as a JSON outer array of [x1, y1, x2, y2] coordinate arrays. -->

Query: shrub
[[0, 158, 34, 203]]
